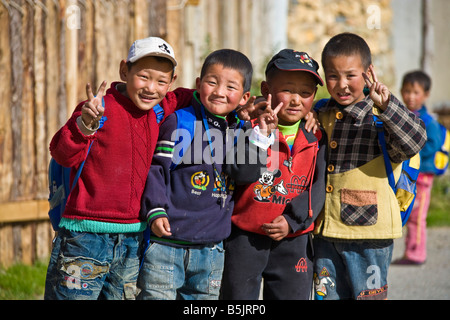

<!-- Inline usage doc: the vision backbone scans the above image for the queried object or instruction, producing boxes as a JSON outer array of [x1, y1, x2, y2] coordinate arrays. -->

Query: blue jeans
[[137, 242, 224, 300], [44, 228, 142, 300], [313, 236, 393, 300]]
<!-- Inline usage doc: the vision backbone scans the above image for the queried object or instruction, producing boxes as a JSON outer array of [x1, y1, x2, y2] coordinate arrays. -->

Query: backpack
[[170, 104, 245, 170], [315, 98, 420, 226], [421, 112, 450, 176], [374, 115, 420, 226], [170, 105, 198, 170], [48, 101, 165, 231]]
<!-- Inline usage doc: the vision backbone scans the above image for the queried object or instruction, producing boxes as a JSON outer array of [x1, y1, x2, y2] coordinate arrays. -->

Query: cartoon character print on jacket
[[253, 169, 288, 202], [191, 171, 209, 191]]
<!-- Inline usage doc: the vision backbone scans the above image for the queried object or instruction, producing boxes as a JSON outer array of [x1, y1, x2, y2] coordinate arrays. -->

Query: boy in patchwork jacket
[[312, 33, 426, 300]]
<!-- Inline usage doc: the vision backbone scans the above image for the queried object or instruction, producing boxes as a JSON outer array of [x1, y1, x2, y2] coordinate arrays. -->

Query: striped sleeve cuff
[[154, 140, 175, 158], [146, 208, 168, 224]]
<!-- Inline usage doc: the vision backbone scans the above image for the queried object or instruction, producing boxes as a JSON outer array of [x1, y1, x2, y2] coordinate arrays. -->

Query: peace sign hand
[[81, 81, 107, 131], [363, 65, 390, 111], [237, 96, 269, 121], [255, 94, 283, 136]]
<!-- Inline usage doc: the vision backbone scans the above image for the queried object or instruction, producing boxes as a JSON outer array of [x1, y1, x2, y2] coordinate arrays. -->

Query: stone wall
[[287, 0, 395, 95]]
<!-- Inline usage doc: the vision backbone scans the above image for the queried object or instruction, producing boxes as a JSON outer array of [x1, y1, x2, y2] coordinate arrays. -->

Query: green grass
[[0, 259, 48, 300], [427, 175, 450, 226]]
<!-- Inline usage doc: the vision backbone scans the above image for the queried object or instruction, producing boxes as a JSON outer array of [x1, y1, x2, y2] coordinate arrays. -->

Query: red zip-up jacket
[[231, 123, 327, 237]]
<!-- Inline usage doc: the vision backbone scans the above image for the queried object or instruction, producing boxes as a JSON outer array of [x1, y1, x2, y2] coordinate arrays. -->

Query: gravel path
[[388, 226, 450, 300]]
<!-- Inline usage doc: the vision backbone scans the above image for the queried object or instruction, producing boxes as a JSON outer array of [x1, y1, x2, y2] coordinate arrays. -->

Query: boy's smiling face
[[262, 70, 317, 126], [196, 63, 250, 117], [120, 56, 176, 111], [324, 54, 369, 106]]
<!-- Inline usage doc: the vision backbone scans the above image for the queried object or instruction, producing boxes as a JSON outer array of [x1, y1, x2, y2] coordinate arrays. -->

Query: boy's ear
[[169, 73, 178, 89], [365, 64, 373, 80], [195, 77, 201, 90], [239, 91, 252, 106], [119, 60, 128, 81], [260, 81, 269, 99]]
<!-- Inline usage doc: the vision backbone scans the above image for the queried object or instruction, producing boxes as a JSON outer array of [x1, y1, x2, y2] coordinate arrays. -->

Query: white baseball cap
[[127, 37, 177, 67]]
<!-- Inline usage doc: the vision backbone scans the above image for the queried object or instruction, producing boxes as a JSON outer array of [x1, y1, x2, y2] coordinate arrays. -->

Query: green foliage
[[427, 175, 450, 226], [0, 260, 48, 300]]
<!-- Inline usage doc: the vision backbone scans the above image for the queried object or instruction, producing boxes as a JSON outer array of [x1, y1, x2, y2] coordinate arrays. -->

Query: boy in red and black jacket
[[220, 49, 327, 300]]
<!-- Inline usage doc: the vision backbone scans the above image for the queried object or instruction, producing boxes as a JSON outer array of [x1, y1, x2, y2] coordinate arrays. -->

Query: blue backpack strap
[[374, 114, 421, 226], [169, 107, 246, 171], [373, 115, 396, 190], [97, 97, 107, 129], [313, 98, 330, 112], [48, 97, 106, 230], [71, 140, 95, 191], [170, 105, 197, 170], [72, 97, 106, 191], [153, 104, 164, 124], [230, 110, 245, 144]]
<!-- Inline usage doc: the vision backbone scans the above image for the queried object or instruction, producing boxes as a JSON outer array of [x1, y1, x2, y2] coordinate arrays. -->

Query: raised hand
[[255, 95, 283, 136], [81, 81, 107, 130], [237, 95, 269, 121], [363, 65, 390, 110]]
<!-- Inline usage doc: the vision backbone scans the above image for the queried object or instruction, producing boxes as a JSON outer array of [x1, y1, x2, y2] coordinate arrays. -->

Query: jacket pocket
[[340, 189, 378, 226]]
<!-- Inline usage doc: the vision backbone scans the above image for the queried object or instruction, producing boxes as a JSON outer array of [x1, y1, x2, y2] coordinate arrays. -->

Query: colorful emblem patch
[[191, 171, 210, 190]]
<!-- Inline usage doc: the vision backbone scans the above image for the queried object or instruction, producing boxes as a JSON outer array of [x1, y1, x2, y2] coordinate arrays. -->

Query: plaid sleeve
[[378, 94, 427, 162]]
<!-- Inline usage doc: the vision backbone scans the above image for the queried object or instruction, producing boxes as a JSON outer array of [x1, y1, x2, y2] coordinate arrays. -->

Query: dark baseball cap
[[265, 49, 323, 86]]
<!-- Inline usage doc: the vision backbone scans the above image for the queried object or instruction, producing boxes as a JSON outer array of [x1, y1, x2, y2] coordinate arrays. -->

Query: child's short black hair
[[322, 32, 372, 70], [402, 70, 432, 92], [200, 49, 253, 93]]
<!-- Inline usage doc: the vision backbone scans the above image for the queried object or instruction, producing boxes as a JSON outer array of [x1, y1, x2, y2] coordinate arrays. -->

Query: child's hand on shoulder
[[304, 110, 320, 134], [80, 81, 107, 131], [363, 65, 391, 111]]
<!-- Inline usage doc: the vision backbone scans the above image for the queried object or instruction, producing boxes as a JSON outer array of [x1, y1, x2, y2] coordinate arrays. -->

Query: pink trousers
[[404, 173, 434, 263]]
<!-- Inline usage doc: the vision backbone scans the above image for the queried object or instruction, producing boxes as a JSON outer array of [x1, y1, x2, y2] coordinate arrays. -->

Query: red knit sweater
[[50, 82, 193, 225]]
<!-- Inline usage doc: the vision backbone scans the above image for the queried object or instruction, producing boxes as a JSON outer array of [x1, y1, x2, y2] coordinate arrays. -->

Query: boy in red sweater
[[220, 49, 327, 300], [44, 37, 193, 300]]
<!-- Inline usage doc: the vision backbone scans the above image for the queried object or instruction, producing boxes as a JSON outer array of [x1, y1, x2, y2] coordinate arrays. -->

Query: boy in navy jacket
[[138, 49, 281, 300]]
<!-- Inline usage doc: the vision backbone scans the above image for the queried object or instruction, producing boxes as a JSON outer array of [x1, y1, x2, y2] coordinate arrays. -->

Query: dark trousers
[[220, 225, 314, 300]]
